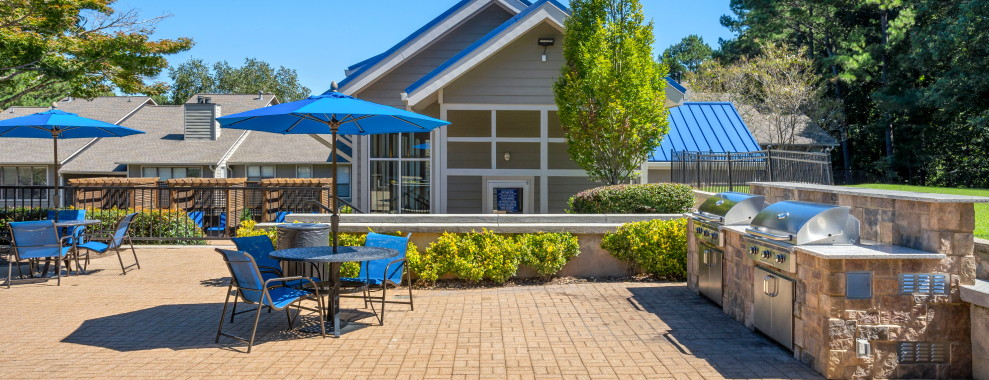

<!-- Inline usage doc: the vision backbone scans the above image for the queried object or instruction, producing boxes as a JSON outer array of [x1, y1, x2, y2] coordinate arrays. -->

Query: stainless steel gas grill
[[743, 201, 861, 273], [743, 200, 861, 351], [691, 192, 767, 247], [690, 192, 767, 305]]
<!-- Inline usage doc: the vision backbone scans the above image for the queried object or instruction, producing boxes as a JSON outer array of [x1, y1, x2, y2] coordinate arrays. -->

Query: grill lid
[[746, 200, 860, 245], [692, 192, 767, 225]]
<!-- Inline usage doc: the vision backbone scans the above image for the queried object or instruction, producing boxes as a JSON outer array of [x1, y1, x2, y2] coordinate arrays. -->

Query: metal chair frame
[[76, 213, 141, 275], [339, 233, 415, 325], [6, 221, 73, 288], [214, 249, 326, 353]]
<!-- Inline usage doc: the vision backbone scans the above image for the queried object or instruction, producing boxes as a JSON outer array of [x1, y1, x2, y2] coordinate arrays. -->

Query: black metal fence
[[0, 183, 355, 243], [671, 150, 833, 193]]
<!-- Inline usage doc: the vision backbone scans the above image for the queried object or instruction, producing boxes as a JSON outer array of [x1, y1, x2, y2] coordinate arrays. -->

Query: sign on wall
[[494, 187, 523, 214]]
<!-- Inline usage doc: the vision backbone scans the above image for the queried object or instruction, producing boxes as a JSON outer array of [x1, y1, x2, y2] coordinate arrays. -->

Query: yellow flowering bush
[[519, 232, 580, 280], [601, 218, 688, 280]]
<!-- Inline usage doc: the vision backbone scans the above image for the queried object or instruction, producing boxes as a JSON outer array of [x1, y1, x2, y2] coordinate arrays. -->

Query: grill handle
[[745, 228, 792, 242], [691, 212, 722, 223]]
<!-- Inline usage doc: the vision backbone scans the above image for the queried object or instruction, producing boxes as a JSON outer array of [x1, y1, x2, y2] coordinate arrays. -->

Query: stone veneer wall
[[975, 239, 989, 280], [714, 184, 978, 379]]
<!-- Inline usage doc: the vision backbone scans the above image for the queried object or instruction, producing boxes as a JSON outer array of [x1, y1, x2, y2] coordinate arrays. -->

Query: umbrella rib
[[225, 116, 259, 126], [351, 119, 367, 134], [283, 117, 306, 134], [390, 116, 429, 130]]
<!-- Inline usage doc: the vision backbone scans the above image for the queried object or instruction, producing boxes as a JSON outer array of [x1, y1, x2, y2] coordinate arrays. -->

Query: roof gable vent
[[184, 100, 221, 141]]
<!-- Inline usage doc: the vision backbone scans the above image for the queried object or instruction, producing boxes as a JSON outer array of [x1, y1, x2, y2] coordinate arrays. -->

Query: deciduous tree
[[159, 58, 311, 104], [0, 0, 192, 109], [554, 0, 669, 185]]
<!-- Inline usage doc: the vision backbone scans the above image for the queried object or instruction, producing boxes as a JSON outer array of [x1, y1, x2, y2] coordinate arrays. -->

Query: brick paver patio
[[0, 247, 821, 379]]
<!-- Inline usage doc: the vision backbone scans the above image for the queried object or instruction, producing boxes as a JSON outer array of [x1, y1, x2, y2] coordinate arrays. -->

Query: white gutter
[[214, 131, 252, 178]]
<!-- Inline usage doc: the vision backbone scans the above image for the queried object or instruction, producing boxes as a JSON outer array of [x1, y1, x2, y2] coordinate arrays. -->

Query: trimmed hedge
[[601, 218, 688, 280], [568, 183, 694, 214], [418, 230, 581, 285]]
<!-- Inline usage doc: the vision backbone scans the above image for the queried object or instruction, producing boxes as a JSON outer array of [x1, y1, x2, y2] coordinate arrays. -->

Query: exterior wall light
[[538, 38, 555, 62], [504, 152, 511, 161]]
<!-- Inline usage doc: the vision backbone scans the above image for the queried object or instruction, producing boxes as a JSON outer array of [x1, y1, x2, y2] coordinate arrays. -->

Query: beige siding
[[447, 142, 491, 169], [447, 175, 482, 213], [443, 23, 563, 105], [547, 176, 602, 213], [548, 142, 581, 170], [496, 110, 539, 138], [447, 110, 491, 137], [354, 5, 513, 107], [495, 142, 539, 169]]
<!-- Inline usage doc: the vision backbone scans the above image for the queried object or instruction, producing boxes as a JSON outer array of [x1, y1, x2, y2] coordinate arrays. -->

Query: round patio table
[[269, 246, 398, 337]]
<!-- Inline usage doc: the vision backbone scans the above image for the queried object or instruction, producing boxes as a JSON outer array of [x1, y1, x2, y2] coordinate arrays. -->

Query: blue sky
[[115, 0, 734, 95]]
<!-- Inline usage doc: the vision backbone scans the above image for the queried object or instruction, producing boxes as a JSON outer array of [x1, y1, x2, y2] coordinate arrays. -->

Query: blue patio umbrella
[[217, 86, 450, 251], [0, 109, 145, 216]]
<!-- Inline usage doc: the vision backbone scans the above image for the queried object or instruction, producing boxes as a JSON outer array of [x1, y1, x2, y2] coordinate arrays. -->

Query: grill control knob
[[703, 230, 710, 237], [776, 254, 786, 263], [749, 246, 758, 255], [762, 250, 772, 259], [711, 232, 719, 239], [695, 227, 703, 233]]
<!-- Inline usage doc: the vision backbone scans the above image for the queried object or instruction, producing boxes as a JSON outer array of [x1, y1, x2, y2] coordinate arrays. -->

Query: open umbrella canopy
[[0, 109, 145, 138], [216, 92, 449, 135]]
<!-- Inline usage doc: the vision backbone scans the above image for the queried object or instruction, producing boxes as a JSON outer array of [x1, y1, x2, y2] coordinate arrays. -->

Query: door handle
[[703, 249, 712, 267], [763, 275, 773, 296], [770, 276, 780, 297]]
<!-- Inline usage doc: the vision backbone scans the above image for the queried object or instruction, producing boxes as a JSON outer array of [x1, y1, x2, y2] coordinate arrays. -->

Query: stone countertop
[[961, 279, 989, 308], [749, 182, 989, 203], [722, 225, 946, 260]]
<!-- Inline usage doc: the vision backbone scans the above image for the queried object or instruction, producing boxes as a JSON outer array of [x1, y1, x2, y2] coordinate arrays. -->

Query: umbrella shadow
[[62, 303, 327, 352]]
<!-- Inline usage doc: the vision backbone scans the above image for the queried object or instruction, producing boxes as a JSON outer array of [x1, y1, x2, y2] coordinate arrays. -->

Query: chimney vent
[[256, 91, 263, 100], [184, 101, 222, 141]]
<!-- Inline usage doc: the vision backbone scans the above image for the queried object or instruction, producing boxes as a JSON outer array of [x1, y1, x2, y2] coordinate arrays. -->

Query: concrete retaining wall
[[259, 213, 683, 278]]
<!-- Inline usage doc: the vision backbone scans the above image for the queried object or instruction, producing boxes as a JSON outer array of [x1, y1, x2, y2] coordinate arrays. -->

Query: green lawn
[[848, 184, 989, 239]]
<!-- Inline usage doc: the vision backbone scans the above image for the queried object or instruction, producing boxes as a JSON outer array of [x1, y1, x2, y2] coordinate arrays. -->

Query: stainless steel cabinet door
[[753, 267, 773, 336], [709, 250, 723, 306], [771, 275, 794, 350]]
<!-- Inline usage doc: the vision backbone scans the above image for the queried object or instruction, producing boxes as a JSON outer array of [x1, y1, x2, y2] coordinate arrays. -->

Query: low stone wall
[[976, 238, 989, 280], [259, 213, 683, 278]]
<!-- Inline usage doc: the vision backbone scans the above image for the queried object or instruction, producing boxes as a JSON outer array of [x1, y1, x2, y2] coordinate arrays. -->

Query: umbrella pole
[[330, 126, 339, 253], [52, 132, 61, 220]]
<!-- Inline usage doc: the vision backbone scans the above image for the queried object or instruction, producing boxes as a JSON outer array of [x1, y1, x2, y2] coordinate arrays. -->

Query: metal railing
[[0, 183, 359, 243], [671, 150, 833, 193]]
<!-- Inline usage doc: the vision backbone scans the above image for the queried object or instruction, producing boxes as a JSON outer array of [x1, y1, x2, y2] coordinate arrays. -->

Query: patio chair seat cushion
[[76, 241, 110, 253], [263, 286, 315, 309]]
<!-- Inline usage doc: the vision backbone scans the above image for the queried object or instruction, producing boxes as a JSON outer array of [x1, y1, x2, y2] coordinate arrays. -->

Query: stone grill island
[[687, 182, 989, 379]]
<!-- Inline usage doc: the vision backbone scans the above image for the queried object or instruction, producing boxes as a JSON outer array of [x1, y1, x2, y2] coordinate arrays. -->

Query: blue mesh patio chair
[[214, 248, 325, 353], [74, 213, 140, 275], [6, 220, 72, 288], [47, 210, 87, 245], [187, 211, 205, 228], [273, 211, 291, 223], [340, 232, 414, 325], [229, 236, 320, 322], [206, 212, 227, 235]]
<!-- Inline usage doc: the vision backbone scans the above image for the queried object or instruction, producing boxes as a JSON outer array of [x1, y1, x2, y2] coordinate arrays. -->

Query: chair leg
[[6, 257, 12, 289], [128, 237, 140, 270], [55, 254, 62, 286], [216, 284, 234, 343], [247, 303, 264, 353], [407, 270, 415, 312], [115, 247, 127, 275], [380, 283, 387, 325], [230, 298, 238, 323], [315, 294, 327, 338]]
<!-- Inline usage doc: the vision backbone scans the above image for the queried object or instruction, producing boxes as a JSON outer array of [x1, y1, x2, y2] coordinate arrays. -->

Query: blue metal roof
[[665, 77, 687, 94], [649, 102, 760, 162], [405, 0, 570, 95]]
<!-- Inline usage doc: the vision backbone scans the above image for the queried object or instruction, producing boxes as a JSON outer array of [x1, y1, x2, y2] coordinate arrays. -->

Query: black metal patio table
[[268, 246, 398, 337]]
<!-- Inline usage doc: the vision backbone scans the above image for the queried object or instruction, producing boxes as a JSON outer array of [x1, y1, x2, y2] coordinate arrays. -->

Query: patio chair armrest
[[258, 265, 284, 275], [383, 258, 408, 280], [263, 276, 322, 296]]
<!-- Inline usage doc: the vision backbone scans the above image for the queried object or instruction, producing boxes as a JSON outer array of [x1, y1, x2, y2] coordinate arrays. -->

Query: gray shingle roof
[[61, 94, 281, 174], [0, 97, 151, 165], [735, 104, 839, 148], [226, 133, 347, 164]]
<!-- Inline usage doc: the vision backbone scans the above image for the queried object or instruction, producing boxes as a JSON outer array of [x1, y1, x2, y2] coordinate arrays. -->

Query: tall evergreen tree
[[553, 0, 669, 185]]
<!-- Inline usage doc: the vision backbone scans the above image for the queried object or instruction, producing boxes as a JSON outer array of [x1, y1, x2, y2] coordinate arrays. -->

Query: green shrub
[[601, 218, 688, 280], [568, 183, 694, 214], [424, 229, 521, 284], [0, 207, 206, 244], [519, 232, 580, 280]]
